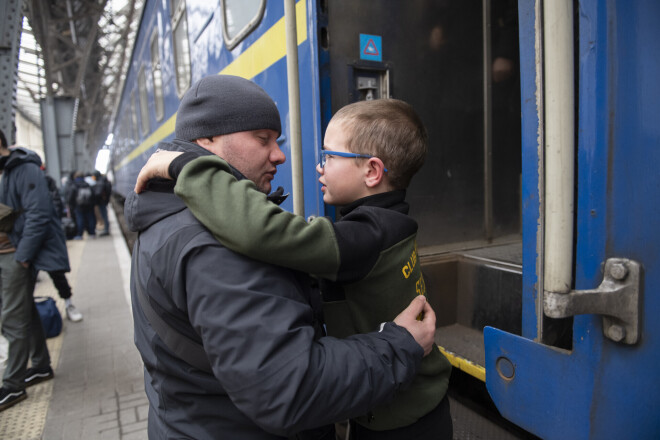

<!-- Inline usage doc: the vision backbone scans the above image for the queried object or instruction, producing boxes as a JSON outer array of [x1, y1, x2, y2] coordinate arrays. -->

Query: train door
[[321, 0, 523, 390], [484, 1, 660, 438]]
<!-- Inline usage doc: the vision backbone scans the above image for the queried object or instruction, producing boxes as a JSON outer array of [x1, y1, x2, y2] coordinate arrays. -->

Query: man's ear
[[194, 137, 213, 148], [364, 157, 387, 188], [195, 136, 224, 156]]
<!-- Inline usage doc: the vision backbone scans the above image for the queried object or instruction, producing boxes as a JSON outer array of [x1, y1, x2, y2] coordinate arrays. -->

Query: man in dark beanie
[[125, 75, 436, 439]]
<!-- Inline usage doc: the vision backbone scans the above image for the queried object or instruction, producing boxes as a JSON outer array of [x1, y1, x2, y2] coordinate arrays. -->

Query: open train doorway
[[323, 0, 522, 389]]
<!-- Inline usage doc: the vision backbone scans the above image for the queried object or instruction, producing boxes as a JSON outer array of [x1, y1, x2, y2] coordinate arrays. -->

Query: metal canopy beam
[[0, 0, 23, 144], [16, 0, 141, 170]]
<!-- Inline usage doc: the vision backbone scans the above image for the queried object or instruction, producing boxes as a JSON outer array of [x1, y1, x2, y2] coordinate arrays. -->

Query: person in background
[[92, 171, 111, 236], [62, 171, 76, 219], [68, 172, 96, 240], [126, 74, 438, 439], [40, 166, 83, 322], [0, 129, 66, 411]]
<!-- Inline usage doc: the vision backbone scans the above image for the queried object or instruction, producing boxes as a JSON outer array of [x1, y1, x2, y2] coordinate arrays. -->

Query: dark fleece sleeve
[[332, 208, 417, 283], [168, 152, 199, 180]]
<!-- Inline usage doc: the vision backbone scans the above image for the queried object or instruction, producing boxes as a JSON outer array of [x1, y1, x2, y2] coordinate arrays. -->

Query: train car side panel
[[486, 0, 660, 438], [111, 1, 325, 219]]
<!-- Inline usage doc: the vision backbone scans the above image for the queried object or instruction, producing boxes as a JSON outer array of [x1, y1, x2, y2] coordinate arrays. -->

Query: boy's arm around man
[[139, 153, 399, 283]]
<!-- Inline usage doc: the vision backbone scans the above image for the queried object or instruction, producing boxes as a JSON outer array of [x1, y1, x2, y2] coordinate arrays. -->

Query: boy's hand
[[394, 296, 437, 356], [134, 150, 183, 193]]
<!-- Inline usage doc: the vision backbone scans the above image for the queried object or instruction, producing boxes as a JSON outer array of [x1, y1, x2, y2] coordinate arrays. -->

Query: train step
[[423, 241, 522, 380]]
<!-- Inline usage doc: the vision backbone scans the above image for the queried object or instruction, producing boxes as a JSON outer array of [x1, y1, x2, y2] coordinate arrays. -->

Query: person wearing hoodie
[[125, 74, 438, 439], [0, 129, 67, 411]]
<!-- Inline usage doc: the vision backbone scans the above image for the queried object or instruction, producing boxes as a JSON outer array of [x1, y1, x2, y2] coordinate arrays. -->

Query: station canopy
[[18, 0, 143, 154]]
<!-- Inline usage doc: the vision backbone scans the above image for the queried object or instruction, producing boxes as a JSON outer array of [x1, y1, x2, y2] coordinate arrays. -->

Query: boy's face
[[317, 119, 370, 206]]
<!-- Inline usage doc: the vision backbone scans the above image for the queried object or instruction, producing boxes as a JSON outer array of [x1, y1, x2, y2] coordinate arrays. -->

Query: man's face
[[205, 129, 285, 194]]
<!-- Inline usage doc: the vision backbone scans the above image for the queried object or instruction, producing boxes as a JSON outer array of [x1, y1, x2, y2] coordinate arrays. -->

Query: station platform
[[0, 207, 148, 440]]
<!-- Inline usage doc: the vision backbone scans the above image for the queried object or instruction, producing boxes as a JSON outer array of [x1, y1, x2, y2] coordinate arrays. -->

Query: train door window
[[487, 0, 521, 239], [150, 31, 164, 121], [171, 0, 191, 96], [138, 67, 150, 136], [222, 0, 266, 50], [117, 116, 124, 156]]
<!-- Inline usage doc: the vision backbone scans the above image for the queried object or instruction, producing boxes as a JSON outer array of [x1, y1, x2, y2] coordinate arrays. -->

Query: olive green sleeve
[[174, 155, 340, 280]]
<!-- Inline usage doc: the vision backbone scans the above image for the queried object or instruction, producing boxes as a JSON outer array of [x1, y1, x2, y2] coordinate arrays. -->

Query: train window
[[171, 0, 191, 96], [150, 31, 164, 121], [130, 93, 138, 141], [123, 114, 131, 154], [138, 67, 150, 136], [222, 0, 266, 50]]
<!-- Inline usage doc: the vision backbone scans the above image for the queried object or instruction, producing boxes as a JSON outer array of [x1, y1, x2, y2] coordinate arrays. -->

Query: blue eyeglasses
[[319, 150, 388, 172]]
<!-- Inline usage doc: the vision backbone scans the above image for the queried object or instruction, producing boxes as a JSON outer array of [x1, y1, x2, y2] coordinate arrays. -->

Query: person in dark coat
[[126, 75, 437, 439], [92, 170, 111, 236], [41, 167, 83, 322], [68, 172, 96, 239], [0, 129, 68, 411]]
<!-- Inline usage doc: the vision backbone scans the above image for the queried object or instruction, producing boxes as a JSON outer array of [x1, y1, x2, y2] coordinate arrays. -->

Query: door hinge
[[544, 258, 641, 344]]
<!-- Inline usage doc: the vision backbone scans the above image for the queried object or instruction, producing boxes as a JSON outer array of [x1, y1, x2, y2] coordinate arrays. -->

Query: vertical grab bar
[[543, 0, 575, 295], [284, 0, 305, 216]]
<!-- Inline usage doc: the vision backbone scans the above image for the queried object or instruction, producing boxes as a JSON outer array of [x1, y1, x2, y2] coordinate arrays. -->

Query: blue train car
[[485, 1, 660, 438], [109, 1, 660, 438], [111, 0, 325, 220]]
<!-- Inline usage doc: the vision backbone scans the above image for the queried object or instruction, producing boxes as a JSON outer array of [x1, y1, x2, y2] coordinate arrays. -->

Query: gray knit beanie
[[175, 75, 281, 141]]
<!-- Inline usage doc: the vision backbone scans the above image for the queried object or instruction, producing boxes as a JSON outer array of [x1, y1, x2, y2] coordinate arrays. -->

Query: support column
[[40, 96, 82, 181], [0, 0, 23, 144], [41, 95, 63, 183]]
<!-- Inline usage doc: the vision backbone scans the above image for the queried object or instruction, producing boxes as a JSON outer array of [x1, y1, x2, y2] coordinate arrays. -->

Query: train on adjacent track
[[108, 1, 660, 438]]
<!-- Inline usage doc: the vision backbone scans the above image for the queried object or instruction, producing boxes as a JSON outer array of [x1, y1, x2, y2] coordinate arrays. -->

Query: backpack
[[75, 184, 94, 207], [35, 296, 62, 338]]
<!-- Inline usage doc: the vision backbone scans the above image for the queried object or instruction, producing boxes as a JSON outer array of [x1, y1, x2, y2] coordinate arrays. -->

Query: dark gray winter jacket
[[0, 147, 70, 271], [125, 140, 423, 440]]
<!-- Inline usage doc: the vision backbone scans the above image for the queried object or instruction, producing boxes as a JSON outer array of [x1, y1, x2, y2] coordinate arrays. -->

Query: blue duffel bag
[[35, 296, 62, 338]]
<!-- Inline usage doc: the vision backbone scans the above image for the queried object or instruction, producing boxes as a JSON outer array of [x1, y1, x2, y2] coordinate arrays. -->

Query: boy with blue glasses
[[135, 98, 452, 439]]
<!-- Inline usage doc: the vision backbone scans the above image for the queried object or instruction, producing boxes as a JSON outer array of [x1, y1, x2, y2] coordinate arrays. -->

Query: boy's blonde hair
[[332, 99, 428, 189]]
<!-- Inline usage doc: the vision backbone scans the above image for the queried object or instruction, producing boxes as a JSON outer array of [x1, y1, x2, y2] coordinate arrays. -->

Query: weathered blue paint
[[486, 1, 660, 438], [517, 0, 541, 342]]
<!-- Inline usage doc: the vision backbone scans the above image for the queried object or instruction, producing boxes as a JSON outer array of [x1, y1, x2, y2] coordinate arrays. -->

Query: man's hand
[[134, 150, 183, 193], [393, 296, 437, 356]]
